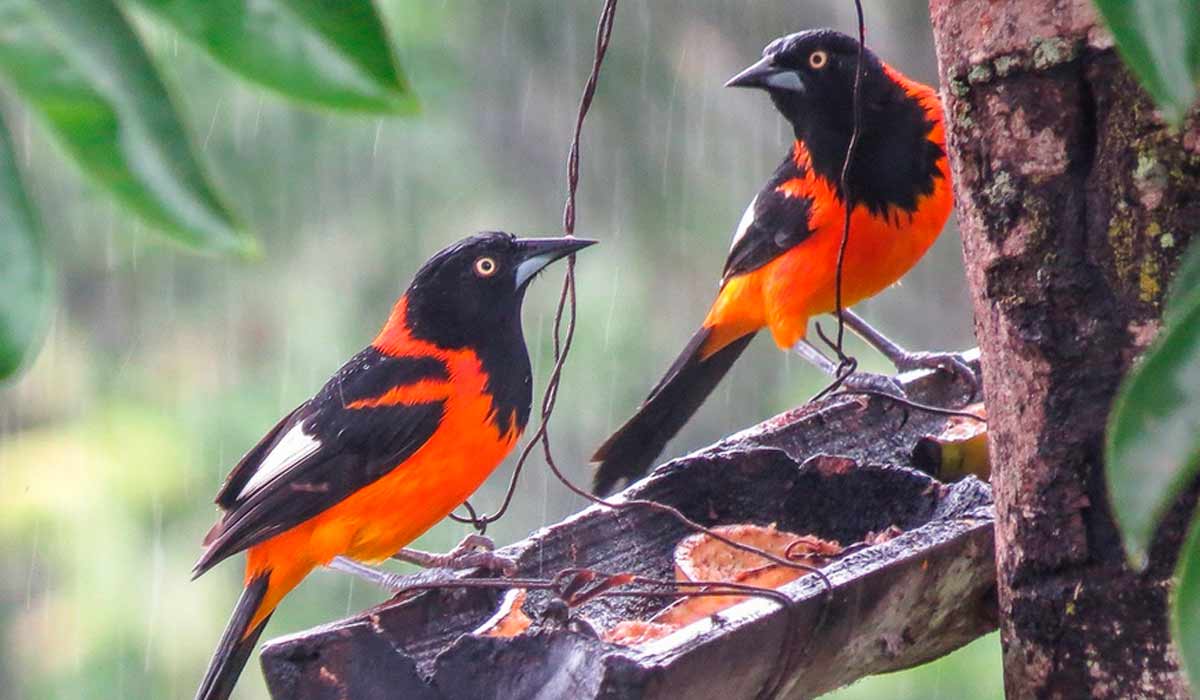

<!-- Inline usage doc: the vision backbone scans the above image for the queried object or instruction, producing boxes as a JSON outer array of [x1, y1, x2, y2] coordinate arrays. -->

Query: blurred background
[[0, 1, 996, 698]]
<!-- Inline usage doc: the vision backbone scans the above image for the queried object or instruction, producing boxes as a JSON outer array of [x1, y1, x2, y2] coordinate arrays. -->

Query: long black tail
[[592, 327, 755, 495], [195, 574, 272, 700]]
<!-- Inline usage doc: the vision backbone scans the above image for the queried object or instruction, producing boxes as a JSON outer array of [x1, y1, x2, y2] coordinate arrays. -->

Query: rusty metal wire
[[390, 567, 799, 611], [447, 0, 831, 579], [813, 0, 868, 402], [381, 559, 831, 698], [448, 0, 618, 533], [806, 2, 985, 426], [430, 3, 962, 697], [440, 3, 832, 697]]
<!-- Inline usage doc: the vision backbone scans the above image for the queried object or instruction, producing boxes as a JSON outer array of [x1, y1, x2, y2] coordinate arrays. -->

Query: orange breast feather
[[704, 91, 952, 354], [242, 315, 521, 632]]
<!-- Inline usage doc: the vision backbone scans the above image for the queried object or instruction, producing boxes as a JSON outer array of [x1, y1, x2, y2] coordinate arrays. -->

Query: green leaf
[[0, 0, 255, 256], [0, 115, 50, 380], [1107, 293, 1200, 569], [126, 0, 417, 114], [1173, 513, 1200, 693], [1093, 0, 1200, 124], [1166, 239, 1200, 321]]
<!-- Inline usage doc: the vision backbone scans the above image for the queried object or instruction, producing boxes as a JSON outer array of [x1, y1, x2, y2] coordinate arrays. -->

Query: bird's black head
[[404, 231, 595, 350], [726, 29, 890, 135], [726, 28, 944, 215], [400, 231, 594, 435]]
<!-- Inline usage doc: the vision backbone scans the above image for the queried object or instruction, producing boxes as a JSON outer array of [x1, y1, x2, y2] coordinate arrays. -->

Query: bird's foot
[[393, 533, 517, 576], [839, 371, 908, 399], [892, 351, 978, 399], [373, 567, 459, 594], [326, 556, 456, 593]]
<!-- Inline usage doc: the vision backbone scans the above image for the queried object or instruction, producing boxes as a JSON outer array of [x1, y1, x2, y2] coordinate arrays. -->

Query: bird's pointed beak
[[514, 236, 597, 288], [725, 56, 805, 93]]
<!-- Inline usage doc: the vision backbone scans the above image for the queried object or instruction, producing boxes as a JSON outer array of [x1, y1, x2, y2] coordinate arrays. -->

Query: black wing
[[195, 348, 448, 576], [722, 156, 815, 281]]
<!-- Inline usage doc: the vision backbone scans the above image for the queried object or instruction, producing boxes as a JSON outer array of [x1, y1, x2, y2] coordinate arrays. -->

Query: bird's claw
[[840, 371, 907, 399], [378, 568, 452, 593], [442, 550, 519, 576], [392, 533, 518, 576], [449, 533, 497, 556], [440, 534, 518, 575], [893, 351, 978, 400]]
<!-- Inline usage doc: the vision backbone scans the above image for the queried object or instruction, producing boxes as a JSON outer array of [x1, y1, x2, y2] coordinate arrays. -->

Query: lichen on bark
[[929, 0, 1200, 697]]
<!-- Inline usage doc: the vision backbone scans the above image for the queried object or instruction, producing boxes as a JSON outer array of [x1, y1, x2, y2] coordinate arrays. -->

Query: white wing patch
[[237, 422, 322, 499], [730, 194, 758, 250]]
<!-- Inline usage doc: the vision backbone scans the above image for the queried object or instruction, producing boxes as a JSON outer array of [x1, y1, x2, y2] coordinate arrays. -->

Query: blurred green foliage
[[126, 0, 417, 113], [1107, 236, 1200, 693], [1107, 249, 1200, 570], [1097, 2, 1200, 693], [0, 1, 991, 698], [1092, 0, 1200, 125], [0, 0, 414, 378], [0, 119, 47, 380]]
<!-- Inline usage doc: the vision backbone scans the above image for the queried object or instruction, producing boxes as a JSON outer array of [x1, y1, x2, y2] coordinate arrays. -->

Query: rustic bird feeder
[[261, 355, 995, 699]]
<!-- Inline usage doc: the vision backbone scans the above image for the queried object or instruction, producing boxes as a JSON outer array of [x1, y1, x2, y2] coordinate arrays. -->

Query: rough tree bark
[[928, 2, 1200, 697]]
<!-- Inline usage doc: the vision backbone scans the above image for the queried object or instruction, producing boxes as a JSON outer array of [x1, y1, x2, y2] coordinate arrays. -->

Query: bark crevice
[[930, 1, 1200, 696]]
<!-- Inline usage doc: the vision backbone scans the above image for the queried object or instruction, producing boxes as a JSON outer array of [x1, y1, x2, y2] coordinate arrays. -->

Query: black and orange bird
[[192, 232, 594, 700], [592, 29, 969, 495]]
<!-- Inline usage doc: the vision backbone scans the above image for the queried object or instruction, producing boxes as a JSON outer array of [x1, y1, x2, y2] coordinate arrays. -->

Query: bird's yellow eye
[[809, 50, 828, 69], [474, 256, 498, 277]]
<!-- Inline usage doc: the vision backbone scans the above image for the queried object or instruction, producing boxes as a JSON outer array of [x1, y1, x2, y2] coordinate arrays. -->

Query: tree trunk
[[928, 1, 1200, 697]]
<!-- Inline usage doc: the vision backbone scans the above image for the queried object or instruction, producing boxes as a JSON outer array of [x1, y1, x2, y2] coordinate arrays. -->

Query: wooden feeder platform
[[261, 353, 996, 699]]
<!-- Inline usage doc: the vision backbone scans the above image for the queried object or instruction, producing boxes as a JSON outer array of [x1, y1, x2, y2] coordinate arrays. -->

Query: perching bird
[[592, 29, 966, 495], [192, 232, 594, 700]]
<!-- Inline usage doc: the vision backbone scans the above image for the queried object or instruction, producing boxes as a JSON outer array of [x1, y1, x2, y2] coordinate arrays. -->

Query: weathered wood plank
[[261, 355, 996, 699]]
